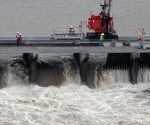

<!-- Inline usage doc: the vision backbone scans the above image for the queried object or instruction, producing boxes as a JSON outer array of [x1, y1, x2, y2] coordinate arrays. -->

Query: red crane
[[86, 0, 118, 39]]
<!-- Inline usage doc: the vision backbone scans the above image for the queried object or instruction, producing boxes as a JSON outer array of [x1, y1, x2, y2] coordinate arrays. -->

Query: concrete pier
[[73, 53, 89, 85], [129, 53, 140, 84], [23, 53, 38, 83]]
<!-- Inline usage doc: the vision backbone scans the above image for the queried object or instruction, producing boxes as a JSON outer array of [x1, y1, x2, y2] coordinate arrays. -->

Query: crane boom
[[100, 0, 112, 16]]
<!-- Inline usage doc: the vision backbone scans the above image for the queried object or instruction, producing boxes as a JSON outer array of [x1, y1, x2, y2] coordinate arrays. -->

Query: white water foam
[[108, 69, 130, 84], [0, 82, 150, 125], [138, 67, 150, 83], [63, 58, 81, 86]]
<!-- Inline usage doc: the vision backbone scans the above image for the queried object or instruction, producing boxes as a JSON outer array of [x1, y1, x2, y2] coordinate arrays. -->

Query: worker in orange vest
[[16, 32, 22, 46], [108, 20, 113, 33]]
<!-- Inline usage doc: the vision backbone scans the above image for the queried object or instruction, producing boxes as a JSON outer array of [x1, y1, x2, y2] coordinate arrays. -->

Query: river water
[[0, 0, 150, 37], [0, 0, 150, 125]]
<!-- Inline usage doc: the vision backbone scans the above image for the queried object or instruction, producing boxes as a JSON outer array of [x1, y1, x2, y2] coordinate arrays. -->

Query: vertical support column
[[73, 53, 89, 84], [129, 53, 140, 84], [23, 53, 38, 83], [0, 68, 7, 88]]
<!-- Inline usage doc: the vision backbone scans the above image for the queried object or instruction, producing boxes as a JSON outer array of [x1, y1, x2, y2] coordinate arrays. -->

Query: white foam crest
[[138, 67, 150, 83], [108, 69, 130, 84], [63, 60, 81, 85], [97, 69, 114, 87], [7, 62, 29, 87]]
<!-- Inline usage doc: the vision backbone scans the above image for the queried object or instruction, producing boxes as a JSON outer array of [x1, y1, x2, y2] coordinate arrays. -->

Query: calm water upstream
[[0, 0, 150, 37], [0, 0, 150, 125]]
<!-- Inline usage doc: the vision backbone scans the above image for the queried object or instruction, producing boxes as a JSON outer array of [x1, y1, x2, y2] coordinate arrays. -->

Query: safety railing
[[51, 25, 84, 40]]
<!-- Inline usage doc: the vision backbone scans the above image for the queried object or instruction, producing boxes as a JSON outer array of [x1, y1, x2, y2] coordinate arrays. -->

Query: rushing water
[[0, 0, 150, 125], [0, 54, 149, 125], [0, 83, 150, 125]]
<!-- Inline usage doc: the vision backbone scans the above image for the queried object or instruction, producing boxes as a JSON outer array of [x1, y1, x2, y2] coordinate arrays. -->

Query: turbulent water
[[0, 54, 150, 125], [0, 0, 150, 125], [0, 83, 150, 125]]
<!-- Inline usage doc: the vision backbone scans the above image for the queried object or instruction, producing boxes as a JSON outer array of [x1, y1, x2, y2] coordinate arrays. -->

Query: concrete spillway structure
[[1, 37, 150, 85]]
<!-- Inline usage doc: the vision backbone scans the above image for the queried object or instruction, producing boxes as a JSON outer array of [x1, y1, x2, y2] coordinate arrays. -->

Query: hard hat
[[17, 32, 20, 34], [101, 33, 104, 35], [139, 34, 142, 36], [70, 25, 73, 28]]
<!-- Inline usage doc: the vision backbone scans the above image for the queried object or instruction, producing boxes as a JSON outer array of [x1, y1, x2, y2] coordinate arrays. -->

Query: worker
[[108, 20, 113, 33], [16, 32, 22, 46], [99, 33, 104, 46], [69, 25, 75, 34], [138, 34, 143, 49]]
